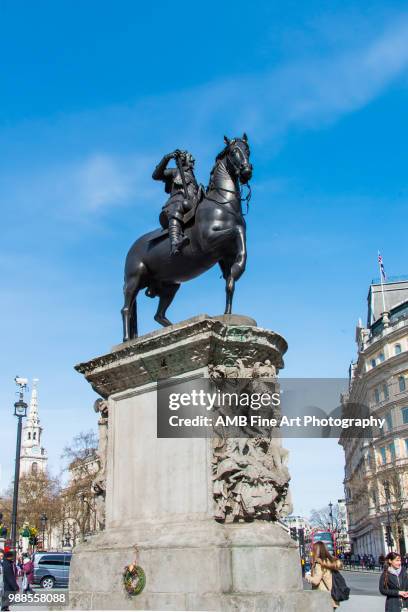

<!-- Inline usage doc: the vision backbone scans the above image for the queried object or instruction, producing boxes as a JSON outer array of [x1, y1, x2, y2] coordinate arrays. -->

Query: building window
[[388, 442, 396, 461], [399, 376, 406, 392], [383, 384, 389, 400], [405, 439, 408, 456], [379, 353, 385, 363], [27, 432, 31, 440], [380, 447, 387, 464], [395, 344, 402, 355], [402, 408, 408, 424], [33, 432, 36, 440], [374, 388, 380, 403], [385, 413, 393, 431], [371, 359, 377, 368], [31, 462, 38, 475]]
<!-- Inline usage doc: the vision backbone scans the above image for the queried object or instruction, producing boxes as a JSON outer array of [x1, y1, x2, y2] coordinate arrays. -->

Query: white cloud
[[282, 16, 408, 124], [76, 154, 135, 211], [74, 153, 154, 211], [0, 152, 156, 221], [195, 14, 408, 140], [2, 12, 408, 221]]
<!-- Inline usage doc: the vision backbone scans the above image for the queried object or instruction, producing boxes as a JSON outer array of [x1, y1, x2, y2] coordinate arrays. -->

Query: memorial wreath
[[123, 563, 146, 596]]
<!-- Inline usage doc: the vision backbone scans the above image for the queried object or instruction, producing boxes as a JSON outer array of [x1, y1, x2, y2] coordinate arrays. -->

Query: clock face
[[32, 445, 40, 453]]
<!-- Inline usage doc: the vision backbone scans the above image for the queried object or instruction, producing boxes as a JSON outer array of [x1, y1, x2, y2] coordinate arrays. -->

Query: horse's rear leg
[[154, 283, 180, 327], [122, 280, 139, 341], [121, 263, 146, 341], [129, 293, 138, 340]]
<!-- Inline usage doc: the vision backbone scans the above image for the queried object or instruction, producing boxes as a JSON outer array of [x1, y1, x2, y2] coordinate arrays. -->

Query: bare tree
[[1, 472, 62, 545], [310, 504, 342, 532], [61, 431, 99, 543], [0, 494, 12, 538], [379, 471, 408, 552], [62, 431, 98, 465]]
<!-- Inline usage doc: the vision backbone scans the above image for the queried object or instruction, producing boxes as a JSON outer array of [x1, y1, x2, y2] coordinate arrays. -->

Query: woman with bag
[[379, 552, 408, 611], [305, 541, 344, 609], [21, 556, 34, 594]]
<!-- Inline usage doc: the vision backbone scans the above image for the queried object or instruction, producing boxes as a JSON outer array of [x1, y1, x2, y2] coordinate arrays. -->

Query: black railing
[[341, 559, 382, 572]]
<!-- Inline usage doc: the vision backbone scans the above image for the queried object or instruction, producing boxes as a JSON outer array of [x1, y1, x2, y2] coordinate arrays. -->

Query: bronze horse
[[121, 135, 252, 341]]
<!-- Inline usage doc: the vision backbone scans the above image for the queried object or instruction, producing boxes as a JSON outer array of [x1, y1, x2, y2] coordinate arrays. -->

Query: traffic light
[[290, 527, 298, 541], [385, 526, 394, 548], [298, 528, 305, 546]]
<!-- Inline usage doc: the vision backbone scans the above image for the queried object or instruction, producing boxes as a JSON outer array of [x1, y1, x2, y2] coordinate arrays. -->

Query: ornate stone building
[[336, 499, 351, 553], [340, 280, 408, 557], [20, 379, 48, 477], [56, 400, 108, 549], [283, 515, 311, 534]]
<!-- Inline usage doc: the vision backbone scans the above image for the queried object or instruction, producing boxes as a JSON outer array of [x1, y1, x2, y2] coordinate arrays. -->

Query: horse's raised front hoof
[[154, 314, 173, 327]]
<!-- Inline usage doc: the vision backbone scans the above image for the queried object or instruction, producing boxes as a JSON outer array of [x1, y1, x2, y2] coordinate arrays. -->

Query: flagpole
[[378, 251, 387, 313]]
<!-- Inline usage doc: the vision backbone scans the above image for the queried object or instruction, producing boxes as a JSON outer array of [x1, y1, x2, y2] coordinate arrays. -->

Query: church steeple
[[27, 378, 40, 426], [20, 378, 48, 477]]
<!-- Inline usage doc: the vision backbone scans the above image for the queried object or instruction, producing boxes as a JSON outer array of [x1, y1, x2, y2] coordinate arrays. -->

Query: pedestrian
[[305, 541, 344, 609], [379, 554, 386, 569], [379, 551, 408, 611], [0, 549, 19, 612], [21, 555, 34, 594], [16, 554, 23, 574]]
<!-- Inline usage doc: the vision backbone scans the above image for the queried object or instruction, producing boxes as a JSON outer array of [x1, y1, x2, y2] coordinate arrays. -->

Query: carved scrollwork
[[92, 398, 109, 531], [209, 359, 292, 523]]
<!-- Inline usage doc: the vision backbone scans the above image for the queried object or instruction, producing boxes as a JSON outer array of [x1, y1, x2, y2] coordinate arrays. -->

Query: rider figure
[[152, 149, 199, 255]]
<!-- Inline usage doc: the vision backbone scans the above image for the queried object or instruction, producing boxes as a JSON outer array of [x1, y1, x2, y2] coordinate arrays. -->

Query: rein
[[206, 183, 252, 216]]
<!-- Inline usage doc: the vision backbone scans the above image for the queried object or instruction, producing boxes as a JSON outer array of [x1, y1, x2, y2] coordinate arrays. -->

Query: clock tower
[[20, 379, 48, 477]]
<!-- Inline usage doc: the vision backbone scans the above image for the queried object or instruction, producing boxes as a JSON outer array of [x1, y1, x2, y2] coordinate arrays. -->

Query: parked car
[[33, 552, 72, 589]]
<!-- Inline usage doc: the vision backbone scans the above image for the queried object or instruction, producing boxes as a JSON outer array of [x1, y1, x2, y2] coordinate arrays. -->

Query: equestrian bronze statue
[[121, 134, 252, 341]]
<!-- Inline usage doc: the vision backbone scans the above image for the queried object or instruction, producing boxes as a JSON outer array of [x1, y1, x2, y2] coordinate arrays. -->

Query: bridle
[[207, 141, 252, 214]]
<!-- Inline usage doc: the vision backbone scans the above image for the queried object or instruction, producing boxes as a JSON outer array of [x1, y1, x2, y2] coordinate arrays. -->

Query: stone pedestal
[[69, 315, 331, 611]]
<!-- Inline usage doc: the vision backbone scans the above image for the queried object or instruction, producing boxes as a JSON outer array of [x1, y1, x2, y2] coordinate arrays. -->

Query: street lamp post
[[384, 480, 394, 552], [0, 512, 7, 548], [328, 501, 334, 531], [11, 377, 28, 559], [40, 513, 48, 551]]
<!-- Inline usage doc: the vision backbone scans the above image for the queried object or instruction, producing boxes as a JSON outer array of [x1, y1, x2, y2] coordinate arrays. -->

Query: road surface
[[304, 570, 385, 611]]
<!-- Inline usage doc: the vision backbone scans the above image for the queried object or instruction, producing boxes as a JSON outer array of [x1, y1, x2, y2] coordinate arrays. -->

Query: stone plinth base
[[69, 522, 331, 611], [70, 316, 331, 611]]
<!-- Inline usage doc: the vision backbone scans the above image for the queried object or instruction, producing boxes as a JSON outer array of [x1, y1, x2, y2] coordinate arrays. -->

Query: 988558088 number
[[7, 592, 68, 605]]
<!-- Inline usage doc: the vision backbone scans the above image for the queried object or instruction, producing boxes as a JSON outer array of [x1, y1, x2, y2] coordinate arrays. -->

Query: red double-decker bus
[[310, 529, 336, 555]]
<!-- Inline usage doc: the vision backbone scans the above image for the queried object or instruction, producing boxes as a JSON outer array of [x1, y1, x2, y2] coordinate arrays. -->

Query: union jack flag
[[378, 252, 386, 281]]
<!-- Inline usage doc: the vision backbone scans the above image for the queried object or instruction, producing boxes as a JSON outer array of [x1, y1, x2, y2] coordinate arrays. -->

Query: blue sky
[[1, 1, 408, 516]]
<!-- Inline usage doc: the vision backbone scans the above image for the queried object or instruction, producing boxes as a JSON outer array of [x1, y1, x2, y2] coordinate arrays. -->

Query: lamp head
[[14, 399, 27, 417]]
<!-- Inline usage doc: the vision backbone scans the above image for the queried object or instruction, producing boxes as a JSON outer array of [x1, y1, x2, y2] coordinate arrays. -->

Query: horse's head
[[223, 133, 253, 184]]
